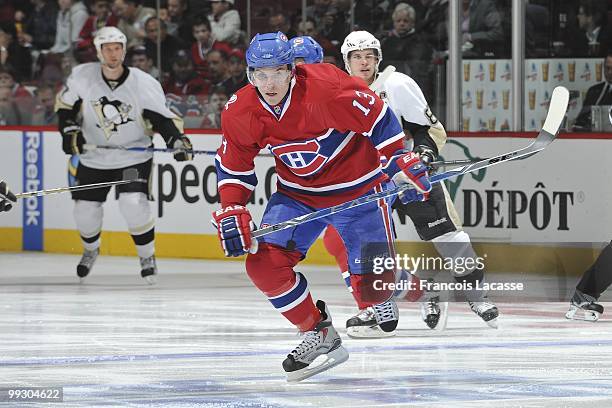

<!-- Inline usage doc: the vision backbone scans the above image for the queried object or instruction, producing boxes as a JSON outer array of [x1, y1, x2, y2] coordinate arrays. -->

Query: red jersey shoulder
[[294, 64, 346, 102], [222, 84, 258, 118], [295, 63, 374, 104]]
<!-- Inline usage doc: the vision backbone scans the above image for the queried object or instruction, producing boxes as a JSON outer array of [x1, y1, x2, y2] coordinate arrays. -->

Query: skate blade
[[79, 277, 86, 284], [434, 301, 449, 331], [286, 346, 349, 383], [565, 306, 600, 322], [346, 325, 395, 338], [144, 275, 157, 285], [485, 317, 499, 329]]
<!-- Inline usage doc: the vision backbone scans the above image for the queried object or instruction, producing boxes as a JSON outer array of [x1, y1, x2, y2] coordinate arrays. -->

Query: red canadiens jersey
[[216, 63, 405, 208]]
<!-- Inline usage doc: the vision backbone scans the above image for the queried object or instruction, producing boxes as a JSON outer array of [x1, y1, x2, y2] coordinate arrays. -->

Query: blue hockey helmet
[[246, 32, 294, 69], [290, 36, 324, 64]]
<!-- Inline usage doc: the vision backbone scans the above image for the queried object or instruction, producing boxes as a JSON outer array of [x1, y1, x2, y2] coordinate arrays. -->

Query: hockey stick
[[15, 169, 140, 198], [83, 144, 276, 158], [252, 86, 569, 239]]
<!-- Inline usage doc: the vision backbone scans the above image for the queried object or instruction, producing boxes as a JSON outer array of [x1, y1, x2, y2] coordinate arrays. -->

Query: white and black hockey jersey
[[376, 71, 447, 155], [56, 63, 183, 169]]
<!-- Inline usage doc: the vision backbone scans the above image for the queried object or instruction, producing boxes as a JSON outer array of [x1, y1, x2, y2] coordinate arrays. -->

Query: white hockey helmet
[[340, 30, 382, 75], [94, 26, 127, 64]]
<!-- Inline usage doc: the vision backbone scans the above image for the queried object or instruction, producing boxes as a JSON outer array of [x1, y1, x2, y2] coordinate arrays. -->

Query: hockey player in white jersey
[[55, 26, 193, 284], [326, 31, 499, 334], [0, 180, 16, 212]]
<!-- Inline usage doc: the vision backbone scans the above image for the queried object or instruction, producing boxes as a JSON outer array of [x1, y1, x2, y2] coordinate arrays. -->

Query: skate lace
[[140, 256, 156, 270], [79, 249, 98, 267], [425, 299, 438, 315], [372, 301, 398, 324], [290, 331, 320, 357], [471, 300, 494, 315]]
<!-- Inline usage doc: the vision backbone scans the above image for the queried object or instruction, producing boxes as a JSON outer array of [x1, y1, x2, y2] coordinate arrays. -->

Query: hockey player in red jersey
[[212, 32, 432, 381]]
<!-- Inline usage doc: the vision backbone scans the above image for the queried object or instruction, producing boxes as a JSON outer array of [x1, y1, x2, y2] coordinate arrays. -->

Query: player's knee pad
[[245, 243, 303, 296], [73, 200, 103, 239], [118, 192, 154, 235]]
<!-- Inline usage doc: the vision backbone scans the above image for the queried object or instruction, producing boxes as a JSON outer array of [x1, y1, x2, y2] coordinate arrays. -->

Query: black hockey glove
[[0, 180, 17, 212], [170, 135, 194, 161], [61, 122, 86, 155], [413, 145, 437, 169]]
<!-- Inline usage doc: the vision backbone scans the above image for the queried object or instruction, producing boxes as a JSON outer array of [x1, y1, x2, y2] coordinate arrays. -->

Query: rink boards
[[0, 129, 610, 271]]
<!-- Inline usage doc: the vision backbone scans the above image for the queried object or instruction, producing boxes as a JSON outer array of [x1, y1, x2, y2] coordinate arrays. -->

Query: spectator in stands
[[306, 0, 332, 28], [208, 0, 241, 45], [0, 23, 32, 82], [416, 0, 448, 53], [221, 48, 247, 94], [19, 0, 58, 51], [144, 17, 187, 74], [129, 45, 159, 78], [200, 85, 228, 128], [268, 13, 297, 39], [461, 0, 504, 58], [190, 15, 231, 79], [320, 0, 350, 45], [0, 86, 22, 125], [575, 0, 610, 57], [30, 83, 58, 125], [205, 49, 229, 87], [381, 3, 433, 99], [163, 49, 210, 116], [76, 0, 119, 62], [352, 0, 388, 35], [114, 0, 156, 48], [297, 18, 336, 56], [49, 0, 89, 54], [167, 0, 193, 44], [525, 0, 550, 57], [574, 54, 612, 130], [0, 66, 33, 98]]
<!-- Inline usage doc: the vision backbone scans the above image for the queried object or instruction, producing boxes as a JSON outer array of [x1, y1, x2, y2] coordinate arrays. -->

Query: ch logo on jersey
[[271, 140, 329, 176], [92, 96, 133, 140]]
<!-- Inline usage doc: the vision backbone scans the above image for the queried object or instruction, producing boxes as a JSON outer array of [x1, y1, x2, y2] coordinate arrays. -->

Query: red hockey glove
[[212, 205, 258, 257]]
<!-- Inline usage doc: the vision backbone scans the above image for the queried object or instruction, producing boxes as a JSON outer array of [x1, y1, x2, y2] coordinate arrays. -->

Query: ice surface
[[1, 253, 611, 407]]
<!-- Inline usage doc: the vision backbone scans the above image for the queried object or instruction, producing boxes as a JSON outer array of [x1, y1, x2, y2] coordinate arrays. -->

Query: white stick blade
[[541, 86, 569, 135]]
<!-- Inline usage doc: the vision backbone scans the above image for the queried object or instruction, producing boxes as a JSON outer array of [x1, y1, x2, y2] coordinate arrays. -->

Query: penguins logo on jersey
[[92, 96, 133, 139]]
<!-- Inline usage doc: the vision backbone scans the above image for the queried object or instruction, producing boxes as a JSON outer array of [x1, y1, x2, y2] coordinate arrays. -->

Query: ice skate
[[282, 300, 349, 382], [566, 290, 603, 322], [77, 248, 99, 283], [420, 296, 448, 330], [140, 255, 158, 285], [346, 299, 399, 338], [468, 297, 499, 328]]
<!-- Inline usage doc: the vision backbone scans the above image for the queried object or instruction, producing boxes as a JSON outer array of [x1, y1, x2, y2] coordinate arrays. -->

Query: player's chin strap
[[369, 65, 395, 94]]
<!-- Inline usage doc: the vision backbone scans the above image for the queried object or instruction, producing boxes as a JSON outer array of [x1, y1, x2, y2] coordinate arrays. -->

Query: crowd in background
[[0, 0, 609, 127]]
